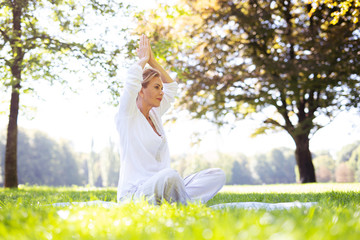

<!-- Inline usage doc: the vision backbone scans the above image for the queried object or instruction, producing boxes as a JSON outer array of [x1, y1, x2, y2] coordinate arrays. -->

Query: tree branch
[[0, 28, 10, 43], [264, 118, 287, 132], [278, 89, 295, 132]]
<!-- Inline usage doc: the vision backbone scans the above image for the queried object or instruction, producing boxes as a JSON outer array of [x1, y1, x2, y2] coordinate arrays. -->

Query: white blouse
[[115, 63, 178, 201]]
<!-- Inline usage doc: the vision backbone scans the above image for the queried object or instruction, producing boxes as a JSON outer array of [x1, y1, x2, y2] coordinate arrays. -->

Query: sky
[[1, 0, 360, 158]]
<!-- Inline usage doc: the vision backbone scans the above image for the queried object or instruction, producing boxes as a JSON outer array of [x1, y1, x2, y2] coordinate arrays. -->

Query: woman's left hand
[[136, 34, 151, 68]]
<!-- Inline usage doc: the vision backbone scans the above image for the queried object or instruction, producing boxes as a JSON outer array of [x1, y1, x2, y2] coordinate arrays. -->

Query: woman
[[115, 35, 225, 205]]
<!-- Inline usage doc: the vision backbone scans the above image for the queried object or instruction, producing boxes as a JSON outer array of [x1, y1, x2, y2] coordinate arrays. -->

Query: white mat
[[51, 200, 118, 208], [50, 200, 317, 210], [210, 201, 317, 210]]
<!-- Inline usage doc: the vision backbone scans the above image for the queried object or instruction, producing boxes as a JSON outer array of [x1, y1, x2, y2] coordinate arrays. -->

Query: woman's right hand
[[137, 34, 150, 69], [148, 41, 157, 66]]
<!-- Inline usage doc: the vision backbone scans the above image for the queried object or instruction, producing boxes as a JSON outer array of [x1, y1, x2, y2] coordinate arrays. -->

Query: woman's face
[[140, 77, 164, 107]]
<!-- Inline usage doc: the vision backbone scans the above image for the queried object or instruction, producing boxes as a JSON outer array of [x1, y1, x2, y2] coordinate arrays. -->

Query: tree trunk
[[4, 0, 23, 188], [294, 134, 316, 183], [4, 89, 20, 188]]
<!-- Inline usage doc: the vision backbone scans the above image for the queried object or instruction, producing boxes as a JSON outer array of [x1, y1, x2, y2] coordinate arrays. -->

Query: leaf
[[250, 126, 269, 138]]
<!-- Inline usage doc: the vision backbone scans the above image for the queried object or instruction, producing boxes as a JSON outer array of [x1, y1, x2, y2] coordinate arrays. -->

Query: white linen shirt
[[115, 63, 178, 201]]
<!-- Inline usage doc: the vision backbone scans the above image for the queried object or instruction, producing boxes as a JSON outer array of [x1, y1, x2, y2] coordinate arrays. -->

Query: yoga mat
[[210, 201, 317, 210], [50, 200, 317, 210]]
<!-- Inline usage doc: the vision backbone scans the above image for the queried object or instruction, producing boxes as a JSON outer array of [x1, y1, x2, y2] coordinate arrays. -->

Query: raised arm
[[147, 42, 175, 84], [116, 35, 152, 118], [145, 38, 178, 116], [137, 34, 151, 69]]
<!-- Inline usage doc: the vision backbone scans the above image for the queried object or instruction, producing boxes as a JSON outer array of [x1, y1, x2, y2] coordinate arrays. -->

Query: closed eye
[[155, 85, 163, 90]]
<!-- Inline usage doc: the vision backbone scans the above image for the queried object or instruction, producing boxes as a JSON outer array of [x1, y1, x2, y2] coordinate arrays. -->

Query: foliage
[[309, 143, 360, 183], [131, 0, 360, 183], [133, 0, 360, 132], [309, 0, 360, 24], [82, 138, 120, 187], [0, 0, 128, 92], [172, 147, 296, 185], [98, 139, 121, 187], [253, 148, 297, 184], [172, 143, 360, 185], [0, 0, 130, 188], [357, 156, 360, 182], [348, 145, 360, 182], [337, 141, 360, 162], [349, 145, 360, 166], [313, 152, 336, 182], [213, 152, 237, 183], [335, 162, 355, 182], [0, 129, 80, 186], [0, 129, 120, 187], [1, 184, 360, 239], [336, 141, 360, 182], [230, 159, 255, 185], [2, 129, 360, 187]]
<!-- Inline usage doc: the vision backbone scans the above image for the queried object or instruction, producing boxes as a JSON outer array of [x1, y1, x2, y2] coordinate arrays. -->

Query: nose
[[160, 90, 164, 95]]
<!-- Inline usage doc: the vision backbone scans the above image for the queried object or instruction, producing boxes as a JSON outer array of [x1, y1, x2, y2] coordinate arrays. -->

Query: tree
[[335, 162, 355, 182], [356, 154, 360, 182], [133, 0, 360, 183], [13, 129, 81, 186], [171, 152, 236, 183], [337, 141, 360, 162], [348, 144, 360, 182], [335, 141, 360, 182], [230, 159, 255, 185], [253, 148, 296, 184], [87, 138, 97, 187], [98, 138, 120, 187], [317, 166, 333, 182], [309, 0, 360, 24], [267, 148, 296, 183], [0, 135, 4, 186], [0, 0, 128, 188], [214, 152, 239, 183], [313, 152, 335, 182], [253, 154, 275, 184], [57, 140, 82, 186]]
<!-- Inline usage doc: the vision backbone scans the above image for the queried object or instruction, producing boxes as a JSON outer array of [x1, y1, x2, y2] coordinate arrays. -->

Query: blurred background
[[1, 0, 359, 187]]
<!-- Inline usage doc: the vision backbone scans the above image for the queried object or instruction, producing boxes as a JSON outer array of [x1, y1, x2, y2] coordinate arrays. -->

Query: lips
[[157, 98, 162, 101]]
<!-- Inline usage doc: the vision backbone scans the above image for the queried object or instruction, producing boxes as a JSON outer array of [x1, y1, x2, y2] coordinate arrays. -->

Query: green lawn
[[1, 183, 360, 239]]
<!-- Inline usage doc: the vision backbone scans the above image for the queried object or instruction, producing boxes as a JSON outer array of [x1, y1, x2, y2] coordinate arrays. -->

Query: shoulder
[[163, 81, 178, 89], [116, 106, 141, 122], [127, 64, 143, 77]]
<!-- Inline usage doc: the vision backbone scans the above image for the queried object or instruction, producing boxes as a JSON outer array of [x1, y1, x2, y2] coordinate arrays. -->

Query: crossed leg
[[184, 168, 226, 203], [133, 168, 226, 204]]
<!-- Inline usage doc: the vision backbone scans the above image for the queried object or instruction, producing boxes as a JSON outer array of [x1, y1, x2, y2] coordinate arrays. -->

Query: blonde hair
[[142, 68, 161, 88]]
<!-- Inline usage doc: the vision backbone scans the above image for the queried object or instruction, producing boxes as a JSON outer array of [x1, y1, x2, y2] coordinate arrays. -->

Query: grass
[[0, 183, 359, 239]]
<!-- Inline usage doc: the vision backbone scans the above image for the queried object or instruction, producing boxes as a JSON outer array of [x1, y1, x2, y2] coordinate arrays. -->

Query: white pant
[[132, 168, 226, 205]]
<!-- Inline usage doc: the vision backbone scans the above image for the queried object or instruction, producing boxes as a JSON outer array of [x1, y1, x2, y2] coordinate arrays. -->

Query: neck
[[136, 98, 152, 118]]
